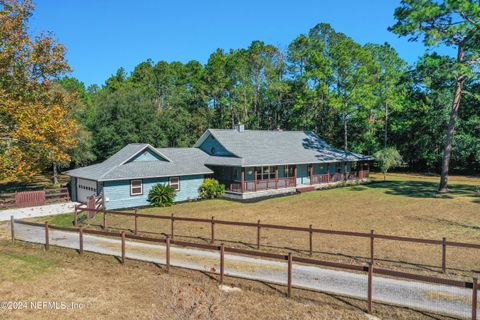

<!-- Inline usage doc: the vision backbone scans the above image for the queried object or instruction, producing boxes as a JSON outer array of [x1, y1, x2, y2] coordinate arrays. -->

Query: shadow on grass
[[362, 180, 480, 200]]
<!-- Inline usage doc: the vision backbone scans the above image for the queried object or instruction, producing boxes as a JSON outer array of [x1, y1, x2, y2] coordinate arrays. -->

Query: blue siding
[[199, 134, 232, 156], [296, 164, 310, 185], [329, 163, 338, 174], [313, 164, 328, 174], [245, 167, 255, 180], [128, 149, 167, 162], [103, 175, 205, 210], [278, 166, 285, 178]]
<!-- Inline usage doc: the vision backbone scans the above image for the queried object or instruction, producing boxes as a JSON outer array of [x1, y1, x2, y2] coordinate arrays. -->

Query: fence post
[[44, 221, 49, 251], [473, 277, 478, 320], [103, 210, 107, 230], [220, 243, 225, 284], [287, 252, 293, 298], [134, 209, 138, 235], [171, 213, 174, 239], [367, 262, 373, 313], [10, 216, 15, 244], [74, 205, 78, 226], [121, 231, 126, 265], [211, 216, 215, 244], [165, 236, 171, 273], [370, 230, 375, 264], [309, 224, 313, 256], [442, 237, 447, 273], [257, 220, 261, 249], [79, 226, 84, 255]]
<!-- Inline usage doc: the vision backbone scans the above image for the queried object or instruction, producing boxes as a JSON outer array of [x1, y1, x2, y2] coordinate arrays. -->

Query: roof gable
[[125, 147, 169, 163], [195, 130, 236, 157]]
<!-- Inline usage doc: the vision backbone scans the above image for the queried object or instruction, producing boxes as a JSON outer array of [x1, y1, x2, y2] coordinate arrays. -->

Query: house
[[65, 144, 213, 209], [65, 126, 373, 209]]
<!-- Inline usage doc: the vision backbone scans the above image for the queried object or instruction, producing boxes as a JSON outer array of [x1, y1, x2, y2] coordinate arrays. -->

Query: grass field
[[2, 172, 479, 319], [38, 172, 480, 278]]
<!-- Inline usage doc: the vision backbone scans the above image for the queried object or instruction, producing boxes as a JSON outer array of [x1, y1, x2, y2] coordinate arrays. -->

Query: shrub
[[373, 147, 403, 181], [199, 178, 225, 199], [148, 183, 176, 207]]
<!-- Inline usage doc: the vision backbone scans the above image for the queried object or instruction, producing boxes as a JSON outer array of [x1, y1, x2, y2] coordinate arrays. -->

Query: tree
[[365, 43, 408, 148], [0, 0, 77, 183], [374, 147, 403, 181], [390, 0, 480, 192], [329, 37, 378, 151]]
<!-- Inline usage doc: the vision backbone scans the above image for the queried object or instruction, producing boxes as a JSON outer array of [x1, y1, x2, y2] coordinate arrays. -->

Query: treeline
[[62, 22, 480, 173]]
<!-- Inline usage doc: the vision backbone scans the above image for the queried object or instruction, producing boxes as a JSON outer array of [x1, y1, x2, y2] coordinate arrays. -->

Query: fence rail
[[0, 188, 70, 209], [74, 206, 480, 275], [11, 219, 479, 319]]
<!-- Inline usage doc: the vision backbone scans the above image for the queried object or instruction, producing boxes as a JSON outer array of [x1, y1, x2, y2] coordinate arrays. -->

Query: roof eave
[[98, 170, 213, 182]]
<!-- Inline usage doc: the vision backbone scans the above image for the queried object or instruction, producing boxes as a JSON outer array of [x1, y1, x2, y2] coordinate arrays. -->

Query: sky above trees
[[31, 0, 455, 86]]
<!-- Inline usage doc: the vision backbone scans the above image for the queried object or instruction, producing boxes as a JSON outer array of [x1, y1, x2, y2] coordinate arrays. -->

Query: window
[[130, 180, 143, 196], [256, 166, 277, 180], [170, 177, 180, 191], [210, 147, 216, 155], [336, 163, 341, 173], [284, 165, 295, 178]]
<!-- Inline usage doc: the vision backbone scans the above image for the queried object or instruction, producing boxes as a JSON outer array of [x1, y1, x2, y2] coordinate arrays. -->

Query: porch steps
[[296, 185, 315, 193]]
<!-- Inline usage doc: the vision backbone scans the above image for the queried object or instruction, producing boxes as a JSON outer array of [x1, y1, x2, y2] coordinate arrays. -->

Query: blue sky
[[30, 0, 452, 86]]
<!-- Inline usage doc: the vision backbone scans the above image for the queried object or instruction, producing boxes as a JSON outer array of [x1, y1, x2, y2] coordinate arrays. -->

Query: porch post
[[294, 165, 297, 187], [309, 164, 313, 185], [275, 167, 279, 189], [327, 163, 330, 183], [241, 168, 245, 193], [344, 161, 348, 181], [254, 168, 257, 192]]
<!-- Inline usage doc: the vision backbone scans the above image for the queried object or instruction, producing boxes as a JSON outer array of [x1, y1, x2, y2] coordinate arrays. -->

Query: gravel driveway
[[13, 222, 477, 319]]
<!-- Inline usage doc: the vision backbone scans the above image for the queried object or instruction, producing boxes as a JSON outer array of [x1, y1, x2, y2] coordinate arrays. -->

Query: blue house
[[65, 126, 373, 208]]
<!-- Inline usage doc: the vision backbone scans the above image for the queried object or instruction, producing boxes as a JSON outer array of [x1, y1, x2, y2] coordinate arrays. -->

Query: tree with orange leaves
[[0, 0, 78, 184]]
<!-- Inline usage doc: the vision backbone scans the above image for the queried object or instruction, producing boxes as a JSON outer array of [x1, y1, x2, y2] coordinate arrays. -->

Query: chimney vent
[[234, 124, 245, 132]]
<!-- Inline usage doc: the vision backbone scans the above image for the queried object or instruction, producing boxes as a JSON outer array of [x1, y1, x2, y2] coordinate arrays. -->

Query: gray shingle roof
[[197, 129, 373, 167], [65, 129, 373, 181], [64, 145, 213, 181]]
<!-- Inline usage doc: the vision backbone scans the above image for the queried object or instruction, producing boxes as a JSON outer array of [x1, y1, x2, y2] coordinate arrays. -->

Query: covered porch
[[221, 161, 370, 195]]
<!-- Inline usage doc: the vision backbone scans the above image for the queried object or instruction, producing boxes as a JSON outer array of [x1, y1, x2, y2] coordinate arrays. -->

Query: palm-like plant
[[148, 184, 176, 207]]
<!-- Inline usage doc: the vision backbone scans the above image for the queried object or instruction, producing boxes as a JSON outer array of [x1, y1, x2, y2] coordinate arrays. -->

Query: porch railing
[[310, 170, 369, 185], [228, 177, 296, 193], [227, 170, 369, 193]]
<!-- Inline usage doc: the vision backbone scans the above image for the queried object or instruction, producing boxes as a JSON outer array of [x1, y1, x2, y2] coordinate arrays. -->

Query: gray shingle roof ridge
[[157, 147, 199, 150], [208, 128, 312, 133]]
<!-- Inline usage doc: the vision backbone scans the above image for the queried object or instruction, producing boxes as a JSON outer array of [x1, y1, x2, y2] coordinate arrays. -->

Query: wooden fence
[[0, 188, 70, 209], [11, 218, 479, 319], [74, 206, 480, 275]]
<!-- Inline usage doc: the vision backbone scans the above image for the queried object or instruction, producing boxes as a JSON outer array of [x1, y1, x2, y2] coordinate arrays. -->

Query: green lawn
[[38, 172, 480, 277]]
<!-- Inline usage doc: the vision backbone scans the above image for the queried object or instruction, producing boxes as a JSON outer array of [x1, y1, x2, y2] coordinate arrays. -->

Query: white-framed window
[[284, 165, 295, 177], [130, 180, 143, 196], [169, 177, 180, 191], [256, 166, 277, 180]]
